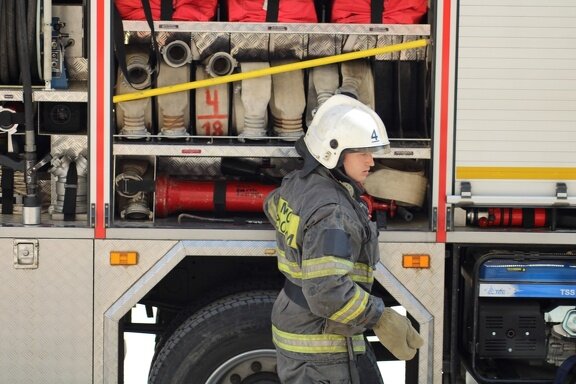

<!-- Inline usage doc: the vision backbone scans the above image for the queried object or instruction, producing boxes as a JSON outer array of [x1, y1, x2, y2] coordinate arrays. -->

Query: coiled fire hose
[[113, 39, 430, 103]]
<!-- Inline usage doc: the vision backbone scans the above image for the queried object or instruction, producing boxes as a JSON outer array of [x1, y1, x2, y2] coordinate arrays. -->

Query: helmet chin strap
[[330, 166, 365, 199]]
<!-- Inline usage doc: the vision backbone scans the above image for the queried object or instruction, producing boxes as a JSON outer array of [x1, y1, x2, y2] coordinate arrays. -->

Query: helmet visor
[[344, 144, 391, 156]]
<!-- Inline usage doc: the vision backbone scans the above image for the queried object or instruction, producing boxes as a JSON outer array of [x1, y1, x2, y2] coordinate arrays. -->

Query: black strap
[[63, 161, 78, 221], [213, 180, 226, 217], [283, 279, 310, 309], [346, 337, 362, 384], [265, 0, 280, 22], [113, 4, 138, 88], [1, 166, 14, 214], [112, 1, 159, 90], [160, 0, 173, 20], [370, 0, 383, 23], [140, 0, 159, 76]]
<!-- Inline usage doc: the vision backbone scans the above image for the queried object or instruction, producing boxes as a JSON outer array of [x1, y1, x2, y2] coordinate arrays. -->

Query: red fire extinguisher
[[154, 174, 277, 217], [466, 208, 549, 228]]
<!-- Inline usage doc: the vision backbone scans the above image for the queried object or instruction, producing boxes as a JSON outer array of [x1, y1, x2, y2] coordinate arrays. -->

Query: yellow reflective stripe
[[456, 166, 576, 180], [351, 262, 374, 284], [277, 248, 303, 279], [266, 197, 278, 223], [329, 285, 369, 324], [276, 197, 300, 249], [272, 325, 365, 354], [302, 256, 353, 279]]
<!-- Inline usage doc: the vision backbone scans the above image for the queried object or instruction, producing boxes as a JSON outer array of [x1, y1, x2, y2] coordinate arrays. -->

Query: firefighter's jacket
[[264, 166, 385, 359]]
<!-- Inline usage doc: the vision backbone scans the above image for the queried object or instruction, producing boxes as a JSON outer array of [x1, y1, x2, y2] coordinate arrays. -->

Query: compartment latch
[[13, 239, 39, 269]]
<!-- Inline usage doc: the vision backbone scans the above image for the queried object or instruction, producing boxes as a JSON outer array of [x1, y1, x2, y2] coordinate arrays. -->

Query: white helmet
[[304, 94, 390, 169]]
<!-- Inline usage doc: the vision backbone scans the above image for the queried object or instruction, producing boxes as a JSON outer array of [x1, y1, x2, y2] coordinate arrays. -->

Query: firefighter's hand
[[372, 308, 424, 361]]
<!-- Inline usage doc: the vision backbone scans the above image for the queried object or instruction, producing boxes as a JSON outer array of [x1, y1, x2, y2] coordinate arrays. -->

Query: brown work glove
[[372, 308, 424, 360]]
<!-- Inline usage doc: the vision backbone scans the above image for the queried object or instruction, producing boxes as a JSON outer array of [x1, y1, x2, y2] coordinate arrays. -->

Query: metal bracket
[[460, 181, 472, 198], [105, 203, 111, 228], [90, 203, 96, 228], [556, 183, 568, 200]]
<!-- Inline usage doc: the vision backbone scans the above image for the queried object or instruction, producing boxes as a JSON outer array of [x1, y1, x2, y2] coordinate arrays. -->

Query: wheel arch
[[103, 239, 283, 382]]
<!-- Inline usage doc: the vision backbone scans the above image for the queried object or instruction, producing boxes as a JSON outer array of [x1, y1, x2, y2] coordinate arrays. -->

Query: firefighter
[[264, 94, 424, 383]]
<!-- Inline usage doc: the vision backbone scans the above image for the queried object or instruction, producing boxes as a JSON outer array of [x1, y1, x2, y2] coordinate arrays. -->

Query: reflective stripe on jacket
[[264, 166, 384, 358], [272, 325, 366, 354]]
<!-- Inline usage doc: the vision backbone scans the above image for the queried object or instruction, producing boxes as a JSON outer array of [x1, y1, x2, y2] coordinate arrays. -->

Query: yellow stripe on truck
[[456, 167, 576, 180]]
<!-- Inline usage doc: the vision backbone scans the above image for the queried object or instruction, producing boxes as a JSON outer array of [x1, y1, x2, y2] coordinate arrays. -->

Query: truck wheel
[[148, 290, 280, 384]]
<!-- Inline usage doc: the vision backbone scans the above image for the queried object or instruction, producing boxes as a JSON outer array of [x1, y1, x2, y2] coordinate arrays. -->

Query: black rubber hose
[[27, 0, 39, 83], [0, 0, 9, 84], [6, 0, 20, 83], [16, 0, 38, 203], [16, 0, 34, 131]]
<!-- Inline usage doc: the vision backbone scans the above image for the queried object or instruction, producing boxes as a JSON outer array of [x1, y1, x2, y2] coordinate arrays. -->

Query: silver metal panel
[[0, 238, 93, 383], [94, 239, 177, 384], [124, 20, 430, 36], [374, 243, 445, 384], [455, 0, 576, 197], [156, 156, 298, 177], [68, 58, 89, 81], [97, 239, 277, 382], [113, 142, 431, 159], [0, 225, 94, 238], [0, 81, 88, 102], [122, 21, 430, 61], [105, 227, 277, 241], [192, 32, 230, 60], [447, 230, 576, 245]]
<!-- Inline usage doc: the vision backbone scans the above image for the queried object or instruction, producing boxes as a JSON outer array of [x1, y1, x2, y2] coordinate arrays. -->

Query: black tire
[[148, 290, 280, 384], [151, 278, 282, 365]]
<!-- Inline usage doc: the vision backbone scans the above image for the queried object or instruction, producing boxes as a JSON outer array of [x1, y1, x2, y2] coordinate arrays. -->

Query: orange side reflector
[[402, 254, 430, 269], [110, 251, 138, 265]]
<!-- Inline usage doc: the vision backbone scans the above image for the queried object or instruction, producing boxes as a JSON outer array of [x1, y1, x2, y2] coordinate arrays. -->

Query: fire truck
[[1, 0, 575, 383]]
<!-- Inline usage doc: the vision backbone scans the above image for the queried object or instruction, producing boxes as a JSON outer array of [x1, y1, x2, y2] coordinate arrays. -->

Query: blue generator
[[460, 250, 576, 383]]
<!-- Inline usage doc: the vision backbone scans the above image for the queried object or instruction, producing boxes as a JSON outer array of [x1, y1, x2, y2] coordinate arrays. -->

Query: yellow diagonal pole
[[113, 38, 429, 103]]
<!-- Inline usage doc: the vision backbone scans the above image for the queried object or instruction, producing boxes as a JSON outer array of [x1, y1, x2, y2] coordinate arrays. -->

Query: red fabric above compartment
[[115, 0, 218, 21], [331, 0, 427, 24], [227, 0, 318, 22]]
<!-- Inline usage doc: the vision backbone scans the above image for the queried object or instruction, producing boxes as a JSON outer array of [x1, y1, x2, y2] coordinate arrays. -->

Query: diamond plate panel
[[307, 34, 341, 58], [124, 20, 431, 37], [67, 57, 89, 81], [0, 238, 93, 383], [231, 33, 271, 61], [157, 156, 299, 178], [342, 34, 378, 53], [376, 243, 445, 384], [269, 34, 307, 60], [51, 135, 88, 157], [94, 239, 177, 384], [159, 156, 221, 176], [113, 142, 431, 159], [375, 35, 428, 61], [123, 21, 430, 64], [193, 32, 231, 61], [0, 82, 88, 102]]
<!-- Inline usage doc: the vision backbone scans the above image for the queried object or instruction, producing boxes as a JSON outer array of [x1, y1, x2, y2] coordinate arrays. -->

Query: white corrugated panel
[[454, 0, 576, 199]]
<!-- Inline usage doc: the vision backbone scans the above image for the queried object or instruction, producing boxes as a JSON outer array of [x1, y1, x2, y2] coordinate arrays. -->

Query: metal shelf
[[113, 139, 431, 159], [0, 81, 88, 102], [123, 20, 430, 36]]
